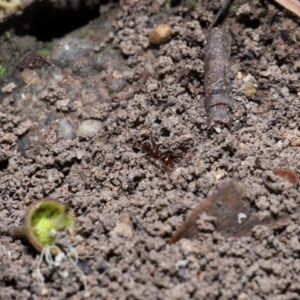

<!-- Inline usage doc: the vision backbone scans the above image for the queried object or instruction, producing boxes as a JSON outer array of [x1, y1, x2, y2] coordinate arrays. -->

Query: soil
[[1, 0, 300, 299]]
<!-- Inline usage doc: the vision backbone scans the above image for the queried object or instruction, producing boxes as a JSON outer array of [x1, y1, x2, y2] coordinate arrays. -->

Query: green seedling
[[24, 198, 75, 255], [13, 198, 90, 298]]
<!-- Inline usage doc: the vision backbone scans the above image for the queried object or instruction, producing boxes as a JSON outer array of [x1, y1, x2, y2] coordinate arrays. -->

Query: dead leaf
[[169, 180, 291, 244], [274, 0, 300, 18]]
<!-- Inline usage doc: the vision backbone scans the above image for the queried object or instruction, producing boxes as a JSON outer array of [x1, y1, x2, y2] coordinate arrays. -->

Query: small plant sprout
[[13, 198, 90, 298], [23, 198, 75, 255]]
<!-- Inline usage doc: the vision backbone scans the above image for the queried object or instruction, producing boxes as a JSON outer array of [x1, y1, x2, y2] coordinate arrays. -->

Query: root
[[66, 246, 90, 298], [35, 245, 90, 298]]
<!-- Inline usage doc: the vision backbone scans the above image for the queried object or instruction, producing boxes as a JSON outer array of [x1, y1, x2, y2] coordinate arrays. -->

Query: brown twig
[[204, 28, 232, 128]]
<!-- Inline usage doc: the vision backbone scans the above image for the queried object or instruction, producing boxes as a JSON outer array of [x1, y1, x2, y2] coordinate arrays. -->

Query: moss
[[37, 42, 52, 57], [37, 48, 49, 57], [102, 46, 111, 54], [232, 0, 242, 13], [5, 31, 12, 39], [191, 0, 203, 10], [0, 64, 7, 77]]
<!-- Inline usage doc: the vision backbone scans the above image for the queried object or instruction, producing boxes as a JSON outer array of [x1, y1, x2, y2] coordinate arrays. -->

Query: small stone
[[83, 291, 91, 298], [236, 3, 251, 16], [149, 24, 173, 45], [112, 70, 123, 79], [1, 82, 17, 93], [57, 119, 74, 140], [211, 168, 226, 181], [56, 99, 75, 112], [41, 288, 49, 296], [238, 293, 251, 300], [110, 222, 133, 238], [60, 271, 69, 278], [76, 120, 102, 138], [257, 276, 271, 293], [107, 78, 126, 93], [14, 120, 32, 136], [51, 38, 97, 66], [237, 71, 243, 79], [169, 284, 183, 300], [21, 69, 40, 85], [289, 122, 297, 129], [237, 212, 247, 224], [293, 60, 300, 71], [179, 239, 198, 255], [243, 74, 257, 98]]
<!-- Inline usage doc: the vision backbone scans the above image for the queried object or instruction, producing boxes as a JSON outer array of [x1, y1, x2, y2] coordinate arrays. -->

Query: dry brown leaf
[[169, 181, 292, 244], [274, 0, 300, 17]]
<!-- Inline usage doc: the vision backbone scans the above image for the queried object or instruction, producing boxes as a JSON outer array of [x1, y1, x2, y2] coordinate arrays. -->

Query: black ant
[[134, 131, 182, 171]]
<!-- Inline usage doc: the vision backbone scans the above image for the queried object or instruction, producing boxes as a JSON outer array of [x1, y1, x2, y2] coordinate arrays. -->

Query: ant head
[[141, 141, 153, 153]]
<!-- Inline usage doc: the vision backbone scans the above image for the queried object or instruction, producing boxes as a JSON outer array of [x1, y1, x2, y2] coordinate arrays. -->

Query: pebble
[[107, 78, 126, 93], [243, 73, 257, 98], [51, 38, 97, 66], [57, 119, 74, 140], [1, 82, 17, 93], [110, 222, 133, 238], [21, 69, 40, 85], [76, 119, 102, 138], [149, 24, 173, 45]]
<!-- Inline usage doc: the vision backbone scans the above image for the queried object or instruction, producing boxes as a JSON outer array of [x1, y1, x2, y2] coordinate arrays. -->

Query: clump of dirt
[[1, 0, 300, 299]]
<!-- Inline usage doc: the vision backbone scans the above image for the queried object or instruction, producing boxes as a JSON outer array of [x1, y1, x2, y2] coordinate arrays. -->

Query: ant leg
[[172, 151, 183, 159], [149, 131, 154, 145], [157, 142, 181, 162], [148, 130, 162, 155], [133, 153, 151, 169], [147, 91, 158, 106], [147, 129, 155, 147]]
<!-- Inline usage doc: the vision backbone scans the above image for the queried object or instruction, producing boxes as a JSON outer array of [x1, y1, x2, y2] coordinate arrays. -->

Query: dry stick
[[204, 28, 232, 128]]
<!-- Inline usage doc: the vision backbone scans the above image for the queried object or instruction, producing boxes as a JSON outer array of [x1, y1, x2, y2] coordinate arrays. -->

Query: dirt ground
[[1, 0, 300, 299]]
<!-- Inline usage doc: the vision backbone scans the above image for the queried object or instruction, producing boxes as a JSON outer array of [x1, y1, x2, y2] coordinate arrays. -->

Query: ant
[[134, 130, 182, 171]]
